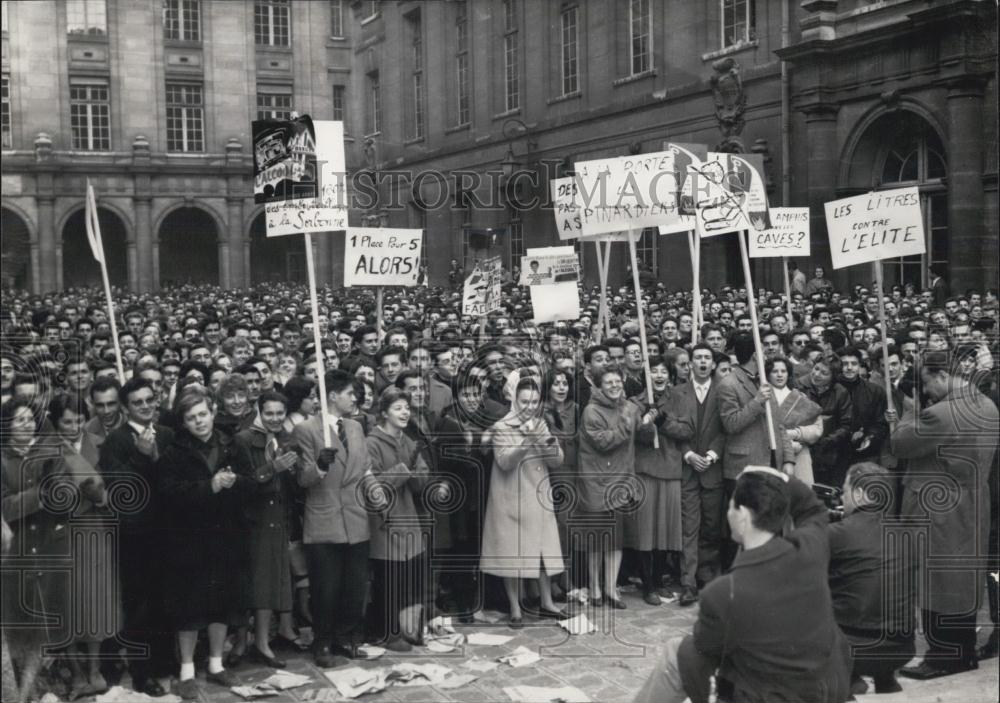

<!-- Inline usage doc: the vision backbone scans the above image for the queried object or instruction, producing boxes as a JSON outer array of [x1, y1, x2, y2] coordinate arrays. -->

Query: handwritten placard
[[573, 150, 683, 237], [824, 187, 925, 269], [263, 121, 348, 237], [463, 257, 502, 316], [343, 227, 423, 287], [551, 177, 630, 242], [749, 207, 811, 258]]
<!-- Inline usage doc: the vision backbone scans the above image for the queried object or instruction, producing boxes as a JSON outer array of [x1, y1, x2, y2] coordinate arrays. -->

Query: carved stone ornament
[[710, 58, 747, 153]]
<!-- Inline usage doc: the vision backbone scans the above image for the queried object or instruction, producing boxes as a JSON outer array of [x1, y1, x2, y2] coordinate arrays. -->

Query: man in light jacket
[[294, 369, 378, 667]]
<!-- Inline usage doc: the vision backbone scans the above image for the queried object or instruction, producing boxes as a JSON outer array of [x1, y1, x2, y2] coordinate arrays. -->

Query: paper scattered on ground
[[325, 662, 475, 697], [660, 593, 679, 604], [356, 644, 386, 659], [467, 632, 514, 646], [498, 645, 542, 668], [96, 687, 182, 703], [231, 684, 280, 699], [426, 638, 458, 653], [262, 670, 313, 690], [324, 666, 387, 699], [503, 685, 591, 702], [389, 662, 454, 687], [559, 612, 597, 635], [439, 673, 479, 689], [564, 587, 591, 604], [299, 689, 341, 702], [463, 656, 501, 672]]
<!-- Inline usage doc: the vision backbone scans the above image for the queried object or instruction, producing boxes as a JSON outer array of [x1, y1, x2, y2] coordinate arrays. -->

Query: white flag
[[85, 179, 105, 264]]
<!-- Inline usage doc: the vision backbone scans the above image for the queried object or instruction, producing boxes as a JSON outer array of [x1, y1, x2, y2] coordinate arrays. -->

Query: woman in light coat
[[766, 357, 824, 484], [480, 377, 566, 626]]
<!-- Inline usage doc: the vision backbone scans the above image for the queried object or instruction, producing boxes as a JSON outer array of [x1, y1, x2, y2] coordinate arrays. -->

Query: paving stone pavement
[[85, 589, 999, 702]]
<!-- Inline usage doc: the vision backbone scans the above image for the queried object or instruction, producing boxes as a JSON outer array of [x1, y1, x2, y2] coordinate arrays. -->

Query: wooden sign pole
[[627, 229, 659, 448]]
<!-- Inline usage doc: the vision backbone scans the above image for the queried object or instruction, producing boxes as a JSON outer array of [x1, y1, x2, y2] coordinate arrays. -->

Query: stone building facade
[[2, 0, 996, 294]]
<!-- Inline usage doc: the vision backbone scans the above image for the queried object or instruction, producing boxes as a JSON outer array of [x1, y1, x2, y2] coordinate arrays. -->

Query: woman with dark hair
[[664, 348, 691, 385], [542, 367, 581, 594], [48, 393, 119, 698], [766, 357, 824, 484], [156, 388, 250, 700], [578, 367, 652, 608], [801, 359, 853, 488], [1, 397, 70, 703], [435, 369, 506, 613], [365, 387, 429, 650], [481, 377, 567, 626], [231, 390, 301, 668], [624, 356, 693, 606], [281, 376, 316, 431], [347, 378, 375, 435]]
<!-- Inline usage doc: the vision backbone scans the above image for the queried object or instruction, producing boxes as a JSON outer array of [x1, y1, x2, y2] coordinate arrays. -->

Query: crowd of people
[[1, 261, 997, 702]]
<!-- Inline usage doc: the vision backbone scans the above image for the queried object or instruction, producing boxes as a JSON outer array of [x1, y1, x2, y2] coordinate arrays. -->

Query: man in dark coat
[[890, 350, 999, 678], [98, 377, 175, 697], [673, 343, 726, 605], [828, 462, 916, 695], [633, 467, 851, 703], [836, 346, 889, 464]]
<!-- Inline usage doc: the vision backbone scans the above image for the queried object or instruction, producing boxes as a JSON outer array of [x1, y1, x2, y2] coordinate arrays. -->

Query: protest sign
[[573, 150, 684, 237], [658, 142, 707, 235], [551, 178, 629, 243], [684, 152, 771, 237], [749, 207, 811, 258], [254, 119, 348, 237], [519, 254, 580, 286], [343, 227, 423, 287], [462, 257, 502, 316], [526, 246, 580, 323], [824, 187, 925, 269]]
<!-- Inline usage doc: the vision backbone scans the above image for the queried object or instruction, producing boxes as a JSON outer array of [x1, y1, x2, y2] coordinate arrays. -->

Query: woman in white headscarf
[[480, 376, 567, 627]]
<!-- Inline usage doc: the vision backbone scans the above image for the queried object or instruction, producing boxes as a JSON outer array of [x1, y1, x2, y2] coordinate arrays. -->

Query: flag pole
[[627, 229, 658, 449], [737, 229, 778, 454], [86, 180, 125, 384], [304, 232, 331, 446]]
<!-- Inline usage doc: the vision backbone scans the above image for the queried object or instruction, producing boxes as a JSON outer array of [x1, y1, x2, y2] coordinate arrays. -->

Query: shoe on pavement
[[175, 678, 199, 701], [899, 660, 975, 680], [134, 679, 168, 698], [679, 586, 699, 607], [642, 591, 661, 606], [977, 630, 999, 660], [378, 637, 413, 653], [873, 674, 903, 693]]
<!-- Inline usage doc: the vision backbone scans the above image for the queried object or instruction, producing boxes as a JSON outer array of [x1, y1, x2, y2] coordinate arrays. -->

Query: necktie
[[337, 420, 349, 456]]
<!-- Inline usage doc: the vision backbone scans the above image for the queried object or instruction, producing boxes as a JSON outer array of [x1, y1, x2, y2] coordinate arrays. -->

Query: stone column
[[133, 136, 153, 293], [37, 196, 56, 292], [945, 76, 987, 290], [801, 103, 840, 273], [152, 237, 161, 291], [225, 197, 242, 288]]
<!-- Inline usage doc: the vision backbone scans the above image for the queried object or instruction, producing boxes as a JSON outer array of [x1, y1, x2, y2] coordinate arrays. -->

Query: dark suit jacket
[[673, 380, 725, 488], [718, 363, 793, 479], [98, 422, 175, 532], [692, 477, 851, 703], [828, 508, 916, 635]]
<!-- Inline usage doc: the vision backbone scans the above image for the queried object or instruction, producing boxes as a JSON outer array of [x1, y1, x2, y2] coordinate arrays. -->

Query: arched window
[[874, 114, 948, 289]]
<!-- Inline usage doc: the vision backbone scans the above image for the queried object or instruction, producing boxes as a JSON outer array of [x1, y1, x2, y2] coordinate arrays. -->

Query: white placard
[[824, 187, 925, 269], [749, 207, 811, 258], [343, 227, 423, 287], [531, 282, 580, 323], [573, 150, 683, 237], [658, 142, 705, 235], [684, 152, 771, 237], [265, 121, 348, 237], [551, 177, 630, 242]]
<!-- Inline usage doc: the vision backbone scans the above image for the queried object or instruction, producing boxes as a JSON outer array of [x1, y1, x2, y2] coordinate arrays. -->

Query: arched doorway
[[248, 212, 305, 284], [1, 207, 32, 290], [844, 110, 947, 290], [158, 207, 219, 286], [62, 208, 128, 289]]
